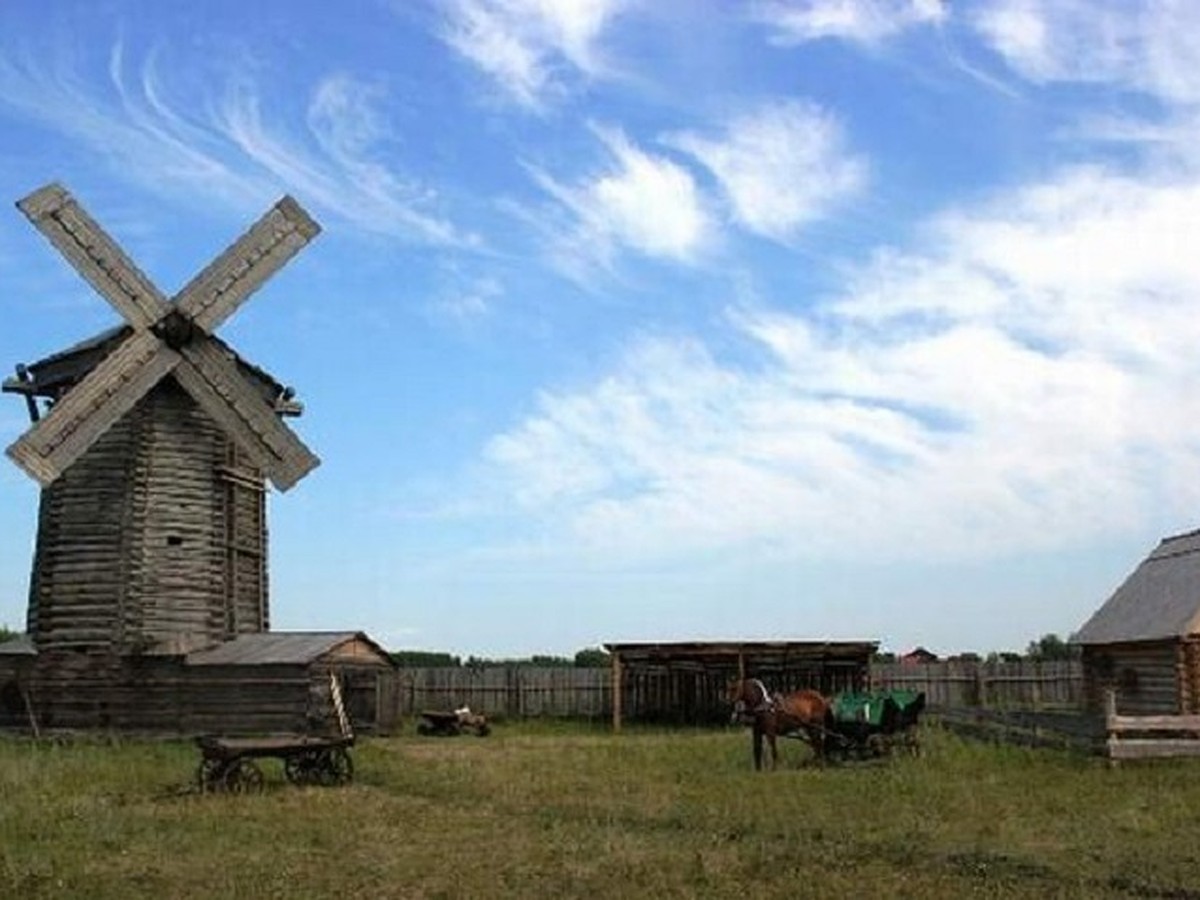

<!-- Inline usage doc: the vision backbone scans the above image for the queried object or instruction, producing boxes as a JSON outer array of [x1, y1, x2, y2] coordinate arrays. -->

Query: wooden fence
[[387, 660, 1086, 722], [871, 660, 1084, 709]]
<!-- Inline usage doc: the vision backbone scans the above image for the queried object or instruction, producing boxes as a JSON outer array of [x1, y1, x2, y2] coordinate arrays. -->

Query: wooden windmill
[[3, 183, 321, 669]]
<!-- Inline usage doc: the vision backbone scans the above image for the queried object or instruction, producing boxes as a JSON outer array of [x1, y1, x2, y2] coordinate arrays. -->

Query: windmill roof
[[1073, 529, 1200, 645], [13, 326, 290, 402], [185, 631, 393, 667]]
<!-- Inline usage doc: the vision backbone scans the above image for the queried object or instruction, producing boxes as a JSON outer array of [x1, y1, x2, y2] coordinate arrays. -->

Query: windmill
[[3, 183, 321, 682]]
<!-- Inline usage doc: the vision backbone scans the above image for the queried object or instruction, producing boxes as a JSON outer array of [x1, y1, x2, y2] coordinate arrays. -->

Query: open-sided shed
[[603, 640, 877, 729], [1073, 529, 1200, 715]]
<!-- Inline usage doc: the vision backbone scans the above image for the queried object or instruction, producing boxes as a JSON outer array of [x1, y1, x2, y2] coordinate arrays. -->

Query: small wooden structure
[[603, 640, 877, 730], [1073, 529, 1200, 716], [184, 631, 397, 734]]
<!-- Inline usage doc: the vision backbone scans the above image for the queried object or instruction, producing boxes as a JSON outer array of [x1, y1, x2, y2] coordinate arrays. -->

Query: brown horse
[[728, 678, 831, 770]]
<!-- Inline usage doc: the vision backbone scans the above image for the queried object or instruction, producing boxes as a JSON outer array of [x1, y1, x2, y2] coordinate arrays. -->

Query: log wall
[[28, 379, 270, 658], [1081, 641, 1182, 715]]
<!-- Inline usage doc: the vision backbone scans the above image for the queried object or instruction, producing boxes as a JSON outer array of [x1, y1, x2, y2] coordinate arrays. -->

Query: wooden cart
[[195, 673, 355, 793], [416, 707, 490, 737], [195, 733, 354, 793]]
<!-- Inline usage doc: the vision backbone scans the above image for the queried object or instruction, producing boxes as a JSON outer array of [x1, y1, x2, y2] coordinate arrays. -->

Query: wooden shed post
[[611, 652, 623, 732]]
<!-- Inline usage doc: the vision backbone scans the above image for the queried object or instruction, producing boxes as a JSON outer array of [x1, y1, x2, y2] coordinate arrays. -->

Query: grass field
[[2, 723, 1200, 898]]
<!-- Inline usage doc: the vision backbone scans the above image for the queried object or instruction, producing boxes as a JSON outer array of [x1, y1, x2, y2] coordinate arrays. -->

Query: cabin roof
[[0, 634, 36, 655], [1073, 529, 1200, 645], [185, 631, 394, 667]]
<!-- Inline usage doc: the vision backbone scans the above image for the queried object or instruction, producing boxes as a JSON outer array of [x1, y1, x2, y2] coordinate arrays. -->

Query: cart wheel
[[317, 748, 354, 786], [197, 758, 226, 793], [224, 759, 265, 794], [284, 750, 321, 786]]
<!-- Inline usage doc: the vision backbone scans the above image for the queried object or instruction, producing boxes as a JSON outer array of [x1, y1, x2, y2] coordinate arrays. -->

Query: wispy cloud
[[438, 0, 628, 110], [752, 0, 946, 46], [972, 0, 1200, 105], [529, 125, 714, 275], [217, 73, 476, 245], [469, 156, 1200, 564], [667, 100, 867, 243], [0, 36, 473, 246]]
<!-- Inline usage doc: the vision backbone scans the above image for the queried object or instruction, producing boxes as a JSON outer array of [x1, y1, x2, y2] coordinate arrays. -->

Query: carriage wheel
[[197, 758, 227, 793], [284, 750, 321, 786], [904, 728, 921, 757], [224, 759, 265, 794], [317, 748, 353, 786]]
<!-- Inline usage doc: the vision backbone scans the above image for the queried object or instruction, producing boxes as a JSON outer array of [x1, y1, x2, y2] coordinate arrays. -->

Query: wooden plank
[[1107, 738, 1200, 760], [6, 333, 178, 485], [176, 195, 320, 333], [1108, 713, 1200, 731], [18, 183, 168, 329], [174, 342, 319, 490]]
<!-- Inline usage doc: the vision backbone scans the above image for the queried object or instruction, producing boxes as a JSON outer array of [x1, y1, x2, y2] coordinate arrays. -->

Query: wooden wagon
[[196, 673, 355, 793], [416, 706, 490, 737]]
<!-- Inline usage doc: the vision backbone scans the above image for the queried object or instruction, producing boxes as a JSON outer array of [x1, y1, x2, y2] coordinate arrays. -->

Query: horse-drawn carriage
[[729, 678, 926, 769], [823, 688, 926, 761]]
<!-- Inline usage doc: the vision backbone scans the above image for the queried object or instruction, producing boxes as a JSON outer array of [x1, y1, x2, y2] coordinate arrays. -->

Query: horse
[[727, 678, 831, 771]]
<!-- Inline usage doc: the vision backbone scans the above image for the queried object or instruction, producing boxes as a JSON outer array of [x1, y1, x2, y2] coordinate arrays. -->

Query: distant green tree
[[872, 651, 897, 664], [528, 654, 574, 667], [0, 624, 20, 644], [986, 651, 1023, 664], [573, 647, 611, 668], [1025, 633, 1076, 661], [390, 650, 461, 667]]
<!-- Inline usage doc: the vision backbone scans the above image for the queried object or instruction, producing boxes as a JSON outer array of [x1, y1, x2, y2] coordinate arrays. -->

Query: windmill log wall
[[28, 378, 268, 659]]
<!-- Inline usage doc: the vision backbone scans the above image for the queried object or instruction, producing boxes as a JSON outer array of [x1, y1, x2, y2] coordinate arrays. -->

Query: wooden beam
[[611, 652, 623, 733]]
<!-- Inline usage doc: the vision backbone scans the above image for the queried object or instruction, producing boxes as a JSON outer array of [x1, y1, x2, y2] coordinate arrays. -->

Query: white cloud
[[668, 100, 867, 242], [973, 0, 1200, 104], [753, 0, 945, 46], [475, 162, 1200, 563], [439, 0, 627, 109], [531, 126, 713, 271]]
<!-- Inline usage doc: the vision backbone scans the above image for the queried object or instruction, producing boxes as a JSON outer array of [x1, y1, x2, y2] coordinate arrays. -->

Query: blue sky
[[2, 0, 1199, 658]]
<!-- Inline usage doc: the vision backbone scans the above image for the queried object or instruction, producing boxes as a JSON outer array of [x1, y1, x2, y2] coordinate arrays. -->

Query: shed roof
[[602, 640, 877, 671], [185, 631, 393, 667], [0, 634, 35, 656], [1074, 530, 1200, 645]]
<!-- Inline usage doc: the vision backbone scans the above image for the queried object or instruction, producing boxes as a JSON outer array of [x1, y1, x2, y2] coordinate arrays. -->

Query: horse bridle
[[732, 678, 775, 722]]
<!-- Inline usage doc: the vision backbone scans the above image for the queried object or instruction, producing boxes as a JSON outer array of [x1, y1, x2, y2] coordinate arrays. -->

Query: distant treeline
[[390, 647, 611, 669]]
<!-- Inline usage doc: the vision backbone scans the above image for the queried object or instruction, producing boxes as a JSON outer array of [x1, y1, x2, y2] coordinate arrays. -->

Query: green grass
[[2, 724, 1200, 898]]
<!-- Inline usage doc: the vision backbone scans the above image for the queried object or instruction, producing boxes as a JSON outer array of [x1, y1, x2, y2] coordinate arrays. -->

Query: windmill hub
[[152, 308, 199, 349]]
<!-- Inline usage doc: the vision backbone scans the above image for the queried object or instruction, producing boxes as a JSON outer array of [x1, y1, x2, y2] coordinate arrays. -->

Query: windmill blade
[[17, 183, 169, 330], [5, 331, 179, 485], [175, 196, 321, 334], [173, 340, 319, 491]]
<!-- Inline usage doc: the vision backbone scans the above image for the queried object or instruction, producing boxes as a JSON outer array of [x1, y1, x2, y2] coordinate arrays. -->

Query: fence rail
[[1104, 689, 1200, 761], [386, 660, 1086, 722]]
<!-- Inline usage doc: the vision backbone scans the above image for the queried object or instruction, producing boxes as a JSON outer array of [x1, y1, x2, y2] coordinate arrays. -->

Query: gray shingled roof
[[185, 631, 390, 666], [1073, 530, 1200, 645], [0, 634, 35, 655]]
